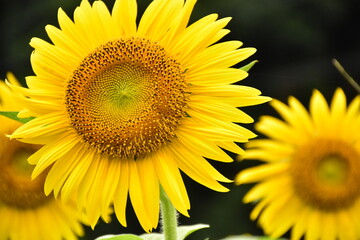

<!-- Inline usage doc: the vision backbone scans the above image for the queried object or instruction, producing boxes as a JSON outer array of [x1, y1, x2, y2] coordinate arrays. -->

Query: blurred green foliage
[[1, 0, 359, 239]]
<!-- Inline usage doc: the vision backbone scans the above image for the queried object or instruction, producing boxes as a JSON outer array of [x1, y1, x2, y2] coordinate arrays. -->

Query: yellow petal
[[112, 0, 137, 36], [271, 98, 313, 138], [97, 158, 120, 218], [176, 130, 233, 162], [138, 0, 183, 41], [320, 213, 336, 240], [45, 143, 83, 197], [137, 157, 160, 228], [256, 116, 304, 145], [305, 210, 321, 240], [235, 162, 288, 184], [128, 159, 154, 232], [86, 155, 109, 227], [337, 210, 357, 240], [114, 158, 130, 227], [188, 47, 256, 73], [152, 148, 190, 216], [291, 206, 310, 240], [170, 140, 231, 190], [309, 89, 330, 135], [30, 133, 80, 178], [175, 16, 232, 63], [216, 141, 245, 155], [188, 68, 248, 86], [161, 0, 197, 47], [60, 147, 93, 202], [189, 97, 253, 123], [92, 1, 114, 40]]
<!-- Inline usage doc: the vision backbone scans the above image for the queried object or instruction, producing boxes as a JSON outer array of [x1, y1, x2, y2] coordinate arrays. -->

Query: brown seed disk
[[65, 38, 188, 159], [290, 138, 360, 211], [0, 129, 49, 209]]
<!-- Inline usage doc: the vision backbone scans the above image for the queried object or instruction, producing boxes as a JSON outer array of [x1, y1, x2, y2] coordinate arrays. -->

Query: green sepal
[[240, 60, 258, 72], [0, 111, 34, 124]]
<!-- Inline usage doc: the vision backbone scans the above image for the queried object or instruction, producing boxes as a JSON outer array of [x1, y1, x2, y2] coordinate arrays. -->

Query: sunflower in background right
[[236, 88, 360, 240]]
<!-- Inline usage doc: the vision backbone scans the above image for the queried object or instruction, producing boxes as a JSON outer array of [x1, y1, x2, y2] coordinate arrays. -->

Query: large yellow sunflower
[[236, 89, 360, 240], [0, 73, 84, 240], [10, 0, 269, 231]]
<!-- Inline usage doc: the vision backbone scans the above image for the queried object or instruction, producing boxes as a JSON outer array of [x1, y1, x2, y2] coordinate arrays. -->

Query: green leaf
[[0, 111, 34, 124], [96, 234, 144, 240], [176, 224, 209, 240], [220, 236, 287, 240], [140, 233, 163, 240], [220, 236, 255, 240], [240, 60, 258, 72], [139, 224, 209, 240], [96, 224, 209, 240], [100, 233, 165, 240]]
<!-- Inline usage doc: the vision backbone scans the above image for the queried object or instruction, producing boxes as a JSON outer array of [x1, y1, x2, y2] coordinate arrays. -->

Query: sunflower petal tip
[[312, 89, 321, 96], [182, 211, 190, 218], [90, 223, 96, 230], [30, 170, 41, 180], [223, 16, 232, 23], [222, 186, 231, 192], [44, 186, 52, 197], [57, 6, 70, 21], [102, 216, 111, 224], [4, 79, 12, 88], [236, 154, 245, 161], [6, 133, 13, 139], [242, 194, 255, 204], [262, 96, 272, 103], [234, 173, 245, 185]]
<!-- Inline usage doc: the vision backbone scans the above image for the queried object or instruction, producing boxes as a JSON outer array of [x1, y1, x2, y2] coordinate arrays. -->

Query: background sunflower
[[0, 74, 86, 240], [1, 0, 360, 239], [236, 88, 360, 240]]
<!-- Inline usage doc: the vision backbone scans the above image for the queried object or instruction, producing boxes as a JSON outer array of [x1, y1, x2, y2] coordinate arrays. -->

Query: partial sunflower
[[236, 89, 360, 240], [10, 0, 269, 231], [0, 73, 84, 240]]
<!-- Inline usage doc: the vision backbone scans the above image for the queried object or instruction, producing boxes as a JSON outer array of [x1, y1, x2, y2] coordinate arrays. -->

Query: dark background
[[1, 0, 360, 239]]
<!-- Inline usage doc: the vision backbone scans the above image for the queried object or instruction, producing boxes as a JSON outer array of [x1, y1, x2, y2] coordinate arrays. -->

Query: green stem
[[332, 58, 360, 94], [160, 187, 178, 240]]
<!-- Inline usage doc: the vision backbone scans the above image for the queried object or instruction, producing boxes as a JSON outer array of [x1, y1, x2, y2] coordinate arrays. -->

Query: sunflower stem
[[160, 187, 178, 240]]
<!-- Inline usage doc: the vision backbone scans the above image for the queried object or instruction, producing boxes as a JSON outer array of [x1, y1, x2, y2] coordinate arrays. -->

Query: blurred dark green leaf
[[0, 111, 34, 123]]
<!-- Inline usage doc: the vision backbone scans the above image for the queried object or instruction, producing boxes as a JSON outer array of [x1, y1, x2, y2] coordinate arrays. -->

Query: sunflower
[[236, 89, 360, 240], [10, 0, 269, 231], [0, 73, 84, 240]]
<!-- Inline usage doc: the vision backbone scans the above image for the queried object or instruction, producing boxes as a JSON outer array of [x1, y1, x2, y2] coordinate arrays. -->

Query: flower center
[[0, 133, 49, 209], [317, 155, 348, 185], [290, 138, 360, 210], [66, 38, 188, 159]]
